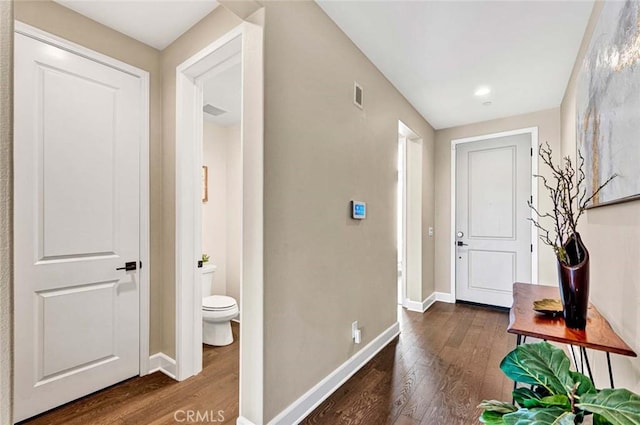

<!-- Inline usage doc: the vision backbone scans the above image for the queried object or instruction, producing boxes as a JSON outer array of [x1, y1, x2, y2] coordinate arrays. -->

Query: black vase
[[557, 233, 590, 329]]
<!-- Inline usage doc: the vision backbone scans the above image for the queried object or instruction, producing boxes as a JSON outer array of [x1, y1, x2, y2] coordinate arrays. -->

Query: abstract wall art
[[576, 0, 640, 207]]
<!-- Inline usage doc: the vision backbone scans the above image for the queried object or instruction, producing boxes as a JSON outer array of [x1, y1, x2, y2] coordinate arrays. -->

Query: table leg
[[606, 352, 615, 388], [570, 345, 578, 369], [581, 347, 594, 384]]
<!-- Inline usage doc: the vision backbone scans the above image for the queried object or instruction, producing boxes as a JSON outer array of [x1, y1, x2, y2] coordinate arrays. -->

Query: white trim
[[14, 20, 152, 377], [449, 127, 539, 303], [237, 417, 257, 425], [148, 353, 177, 379], [15, 22, 147, 78], [267, 322, 400, 425], [435, 291, 455, 304], [175, 25, 243, 381], [405, 292, 437, 313], [175, 20, 264, 424]]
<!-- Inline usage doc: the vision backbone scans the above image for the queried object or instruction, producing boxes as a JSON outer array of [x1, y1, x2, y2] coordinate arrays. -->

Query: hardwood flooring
[[302, 303, 516, 425], [19, 303, 515, 425], [20, 323, 241, 425]]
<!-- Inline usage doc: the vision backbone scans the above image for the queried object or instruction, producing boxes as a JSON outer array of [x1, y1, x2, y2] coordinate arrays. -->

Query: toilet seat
[[202, 295, 237, 311]]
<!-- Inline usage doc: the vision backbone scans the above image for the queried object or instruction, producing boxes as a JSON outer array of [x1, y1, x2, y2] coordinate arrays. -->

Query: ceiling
[[317, 1, 594, 129], [52, 0, 594, 129], [54, 0, 219, 50], [203, 60, 242, 127]]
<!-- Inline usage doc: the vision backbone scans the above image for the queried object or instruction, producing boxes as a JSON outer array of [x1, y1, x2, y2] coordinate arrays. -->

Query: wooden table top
[[507, 282, 637, 357]]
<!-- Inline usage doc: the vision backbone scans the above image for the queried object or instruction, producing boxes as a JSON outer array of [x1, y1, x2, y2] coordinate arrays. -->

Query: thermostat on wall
[[351, 201, 366, 219]]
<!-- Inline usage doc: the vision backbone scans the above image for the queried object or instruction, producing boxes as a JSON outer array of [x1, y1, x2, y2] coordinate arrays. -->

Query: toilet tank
[[201, 264, 217, 297]]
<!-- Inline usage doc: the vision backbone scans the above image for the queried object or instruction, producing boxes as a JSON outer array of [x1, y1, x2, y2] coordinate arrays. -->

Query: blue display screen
[[352, 201, 366, 219]]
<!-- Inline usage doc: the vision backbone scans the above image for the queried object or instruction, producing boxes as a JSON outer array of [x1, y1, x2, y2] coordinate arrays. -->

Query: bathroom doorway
[[174, 21, 264, 423], [200, 51, 242, 343]]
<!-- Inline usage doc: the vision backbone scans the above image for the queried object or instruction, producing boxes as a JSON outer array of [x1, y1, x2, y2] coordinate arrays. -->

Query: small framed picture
[[202, 166, 208, 203]]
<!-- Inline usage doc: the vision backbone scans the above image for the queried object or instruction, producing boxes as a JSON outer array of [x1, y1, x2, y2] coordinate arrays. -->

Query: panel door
[[455, 133, 532, 307], [14, 32, 142, 421]]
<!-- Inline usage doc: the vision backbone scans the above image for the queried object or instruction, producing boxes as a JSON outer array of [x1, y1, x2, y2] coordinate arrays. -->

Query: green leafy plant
[[202, 253, 210, 263], [479, 342, 640, 424]]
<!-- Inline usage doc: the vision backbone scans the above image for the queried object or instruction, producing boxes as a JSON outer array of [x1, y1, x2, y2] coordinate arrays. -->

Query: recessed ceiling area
[[203, 58, 241, 127], [53, 0, 219, 50], [317, 1, 594, 129]]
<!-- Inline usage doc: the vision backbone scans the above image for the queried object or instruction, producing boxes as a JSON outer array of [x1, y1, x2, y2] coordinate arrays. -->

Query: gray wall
[[560, 1, 640, 391], [261, 1, 435, 420], [0, 2, 13, 423]]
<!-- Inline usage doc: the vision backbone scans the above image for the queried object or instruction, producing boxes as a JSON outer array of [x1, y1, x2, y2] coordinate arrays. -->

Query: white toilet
[[201, 264, 239, 346]]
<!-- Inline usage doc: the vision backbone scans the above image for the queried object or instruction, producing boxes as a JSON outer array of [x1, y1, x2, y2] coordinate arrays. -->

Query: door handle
[[457, 241, 468, 247], [116, 261, 137, 271]]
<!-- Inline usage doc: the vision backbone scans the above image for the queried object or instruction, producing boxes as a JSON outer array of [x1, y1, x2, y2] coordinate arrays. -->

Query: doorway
[[174, 21, 263, 424], [451, 128, 538, 308], [397, 122, 422, 310]]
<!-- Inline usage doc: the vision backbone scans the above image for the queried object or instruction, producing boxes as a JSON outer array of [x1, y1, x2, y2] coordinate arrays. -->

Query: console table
[[507, 282, 636, 388]]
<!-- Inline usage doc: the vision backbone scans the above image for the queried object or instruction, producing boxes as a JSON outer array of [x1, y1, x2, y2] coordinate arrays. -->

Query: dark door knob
[[457, 241, 468, 247], [116, 261, 137, 271]]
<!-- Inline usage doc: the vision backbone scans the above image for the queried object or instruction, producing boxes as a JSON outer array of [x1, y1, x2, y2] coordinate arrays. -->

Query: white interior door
[[455, 133, 531, 307], [14, 32, 142, 421]]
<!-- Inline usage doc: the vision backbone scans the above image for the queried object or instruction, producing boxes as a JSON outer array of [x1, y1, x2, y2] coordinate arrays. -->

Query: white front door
[[14, 32, 142, 421], [455, 133, 532, 307]]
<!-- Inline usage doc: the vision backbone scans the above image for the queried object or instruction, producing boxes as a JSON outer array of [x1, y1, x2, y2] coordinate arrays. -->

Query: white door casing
[[397, 136, 406, 306], [14, 26, 148, 422], [454, 132, 533, 307], [405, 137, 423, 304]]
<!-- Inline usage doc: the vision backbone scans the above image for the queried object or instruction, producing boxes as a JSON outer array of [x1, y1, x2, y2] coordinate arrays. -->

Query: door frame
[[174, 20, 264, 423], [449, 127, 538, 301], [398, 121, 422, 309], [13, 21, 151, 377]]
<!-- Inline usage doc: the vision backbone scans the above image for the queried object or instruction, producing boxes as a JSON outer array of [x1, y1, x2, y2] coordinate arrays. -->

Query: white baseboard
[[435, 291, 455, 303], [236, 416, 257, 425], [267, 322, 401, 425], [148, 352, 177, 380], [405, 292, 437, 313]]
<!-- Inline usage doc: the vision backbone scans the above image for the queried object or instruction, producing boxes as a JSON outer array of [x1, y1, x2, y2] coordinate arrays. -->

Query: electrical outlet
[[428, 226, 434, 237], [352, 321, 361, 344]]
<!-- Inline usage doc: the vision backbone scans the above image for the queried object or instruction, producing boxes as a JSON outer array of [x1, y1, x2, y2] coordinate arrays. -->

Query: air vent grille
[[203, 104, 227, 116], [354, 82, 363, 109]]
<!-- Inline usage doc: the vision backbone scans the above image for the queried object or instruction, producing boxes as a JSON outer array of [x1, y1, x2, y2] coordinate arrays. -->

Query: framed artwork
[[202, 166, 208, 203], [576, 1, 640, 208]]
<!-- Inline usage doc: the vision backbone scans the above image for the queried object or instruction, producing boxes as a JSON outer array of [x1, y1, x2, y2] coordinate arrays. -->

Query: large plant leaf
[[479, 400, 519, 414], [502, 407, 577, 425], [577, 389, 640, 425], [594, 413, 614, 425], [569, 371, 596, 395], [523, 395, 571, 410], [500, 342, 573, 395], [480, 410, 507, 424], [513, 387, 542, 408]]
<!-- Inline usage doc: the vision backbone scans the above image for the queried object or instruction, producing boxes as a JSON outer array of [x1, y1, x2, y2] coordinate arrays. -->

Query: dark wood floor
[[303, 303, 515, 425], [20, 303, 515, 425], [20, 323, 241, 425]]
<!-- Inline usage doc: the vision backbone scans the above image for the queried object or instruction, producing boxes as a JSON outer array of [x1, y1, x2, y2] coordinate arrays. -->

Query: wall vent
[[203, 104, 227, 116], [353, 82, 363, 109]]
